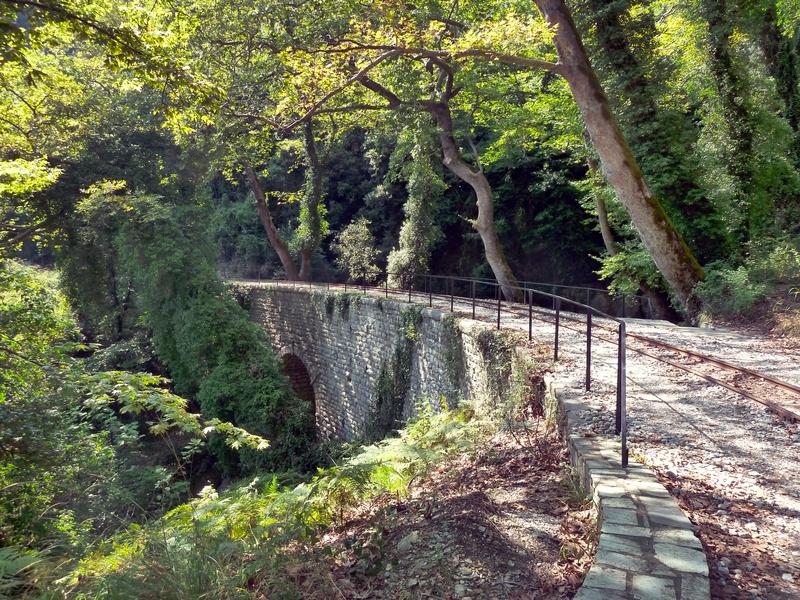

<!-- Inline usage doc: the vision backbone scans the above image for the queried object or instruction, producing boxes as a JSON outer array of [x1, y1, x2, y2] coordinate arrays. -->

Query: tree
[[265, 0, 703, 310], [332, 216, 381, 283]]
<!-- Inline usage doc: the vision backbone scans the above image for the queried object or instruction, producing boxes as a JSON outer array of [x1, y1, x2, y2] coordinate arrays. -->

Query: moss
[[368, 305, 423, 440], [226, 283, 253, 311], [441, 315, 465, 394], [336, 294, 351, 320], [324, 293, 336, 318], [475, 328, 516, 400]]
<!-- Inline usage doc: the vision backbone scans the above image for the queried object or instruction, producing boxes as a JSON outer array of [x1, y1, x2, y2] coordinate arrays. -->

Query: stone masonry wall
[[247, 284, 513, 440]]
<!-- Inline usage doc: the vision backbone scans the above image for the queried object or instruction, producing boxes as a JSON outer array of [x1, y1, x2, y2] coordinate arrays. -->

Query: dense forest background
[[1, 0, 800, 596]]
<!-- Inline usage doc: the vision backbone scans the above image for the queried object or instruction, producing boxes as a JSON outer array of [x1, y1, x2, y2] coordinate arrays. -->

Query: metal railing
[[249, 270, 629, 468]]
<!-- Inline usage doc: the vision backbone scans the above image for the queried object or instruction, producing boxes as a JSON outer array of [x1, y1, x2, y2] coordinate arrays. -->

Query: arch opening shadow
[[281, 353, 316, 412]]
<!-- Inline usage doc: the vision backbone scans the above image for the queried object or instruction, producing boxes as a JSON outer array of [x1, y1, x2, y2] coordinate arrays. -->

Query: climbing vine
[[368, 306, 423, 440], [475, 328, 518, 403], [441, 315, 465, 395]]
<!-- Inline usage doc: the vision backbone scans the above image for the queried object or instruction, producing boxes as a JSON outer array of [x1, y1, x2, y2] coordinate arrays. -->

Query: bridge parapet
[[243, 283, 525, 440]]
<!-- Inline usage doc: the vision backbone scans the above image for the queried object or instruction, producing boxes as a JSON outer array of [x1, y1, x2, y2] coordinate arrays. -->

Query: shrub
[[695, 264, 768, 316]]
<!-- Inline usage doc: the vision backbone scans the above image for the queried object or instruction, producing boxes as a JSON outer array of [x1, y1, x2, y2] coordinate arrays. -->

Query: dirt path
[[317, 429, 595, 599]]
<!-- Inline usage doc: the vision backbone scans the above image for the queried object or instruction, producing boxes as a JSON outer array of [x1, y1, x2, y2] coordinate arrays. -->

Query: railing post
[[619, 322, 628, 467], [616, 323, 623, 435], [585, 311, 592, 391], [385, 277, 388, 298], [496, 285, 501, 329], [528, 290, 533, 341], [554, 298, 560, 361], [586, 287, 591, 310], [450, 277, 454, 312], [552, 285, 556, 310], [471, 280, 476, 319], [428, 275, 432, 307]]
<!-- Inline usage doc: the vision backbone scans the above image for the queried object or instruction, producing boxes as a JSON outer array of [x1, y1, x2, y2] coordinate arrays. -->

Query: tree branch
[[281, 49, 400, 132]]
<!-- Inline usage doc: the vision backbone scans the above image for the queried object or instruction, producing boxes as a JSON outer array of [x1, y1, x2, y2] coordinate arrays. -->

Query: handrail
[[240, 269, 629, 467]]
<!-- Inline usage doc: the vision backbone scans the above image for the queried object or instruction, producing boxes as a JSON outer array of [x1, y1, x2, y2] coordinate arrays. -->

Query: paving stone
[[603, 507, 641, 526], [596, 483, 628, 498], [653, 543, 709, 576], [632, 574, 677, 600], [602, 497, 638, 510], [601, 522, 653, 538], [647, 509, 693, 529], [631, 482, 673, 498], [679, 574, 711, 600], [599, 533, 644, 555], [582, 565, 628, 591], [574, 588, 629, 600], [597, 550, 649, 571]]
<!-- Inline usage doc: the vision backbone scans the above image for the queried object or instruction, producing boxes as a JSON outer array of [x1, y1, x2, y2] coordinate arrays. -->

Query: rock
[[744, 522, 758, 531], [397, 532, 419, 553], [406, 578, 418, 588], [782, 573, 795, 582], [717, 565, 730, 576], [454, 583, 467, 596]]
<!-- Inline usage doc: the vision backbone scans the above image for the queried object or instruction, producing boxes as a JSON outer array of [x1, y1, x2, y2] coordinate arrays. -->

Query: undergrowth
[[60, 403, 485, 598]]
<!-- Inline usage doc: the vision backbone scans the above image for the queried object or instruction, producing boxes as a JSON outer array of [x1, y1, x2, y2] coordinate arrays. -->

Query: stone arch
[[280, 352, 316, 412]]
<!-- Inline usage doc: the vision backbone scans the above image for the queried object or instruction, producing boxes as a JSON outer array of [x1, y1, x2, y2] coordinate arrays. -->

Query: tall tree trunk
[[701, 0, 758, 241], [593, 186, 619, 256], [584, 0, 728, 262], [427, 102, 522, 301], [760, 2, 800, 159], [298, 121, 325, 281], [534, 0, 704, 315], [244, 162, 300, 280]]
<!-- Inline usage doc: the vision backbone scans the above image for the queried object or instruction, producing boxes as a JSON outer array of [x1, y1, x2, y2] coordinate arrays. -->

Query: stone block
[[679, 574, 710, 600], [574, 587, 629, 600], [603, 507, 640, 526], [646, 509, 693, 530], [632, 575, 677, 600], [597, 549, 649, 571], [653, 543, 709, 576], [602, 497, 637, 510], [652, 528, 703, 550], [581, 565, 628, 591], [601, 523, 652, 538], [599, 533, 645, 555]]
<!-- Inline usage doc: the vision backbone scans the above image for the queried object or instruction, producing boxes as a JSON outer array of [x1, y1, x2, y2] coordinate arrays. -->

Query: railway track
[[465, 292, 800, 423]]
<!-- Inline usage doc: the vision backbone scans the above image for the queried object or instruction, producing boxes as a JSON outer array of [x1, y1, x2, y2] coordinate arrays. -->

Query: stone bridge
[[235, 281, 712, 600], [241, 282, 519, 440]]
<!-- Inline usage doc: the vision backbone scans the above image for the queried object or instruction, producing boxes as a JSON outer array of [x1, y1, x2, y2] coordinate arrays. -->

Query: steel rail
[[625, 332, 800, 396]]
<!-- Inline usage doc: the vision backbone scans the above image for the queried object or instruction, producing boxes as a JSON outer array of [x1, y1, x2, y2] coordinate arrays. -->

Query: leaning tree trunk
[[427, 102, 522, 301], [594, 184, 674, 319], [535, 0, 704, 315], [244, 162, 300, 280]]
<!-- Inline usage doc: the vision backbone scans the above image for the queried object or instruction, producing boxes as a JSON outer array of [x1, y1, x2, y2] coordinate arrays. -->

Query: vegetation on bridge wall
[[369, 305, 423, 440]]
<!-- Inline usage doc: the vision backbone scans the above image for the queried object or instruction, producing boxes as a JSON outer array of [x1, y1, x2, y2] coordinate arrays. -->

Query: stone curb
[[544, 375, 710, 600]]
